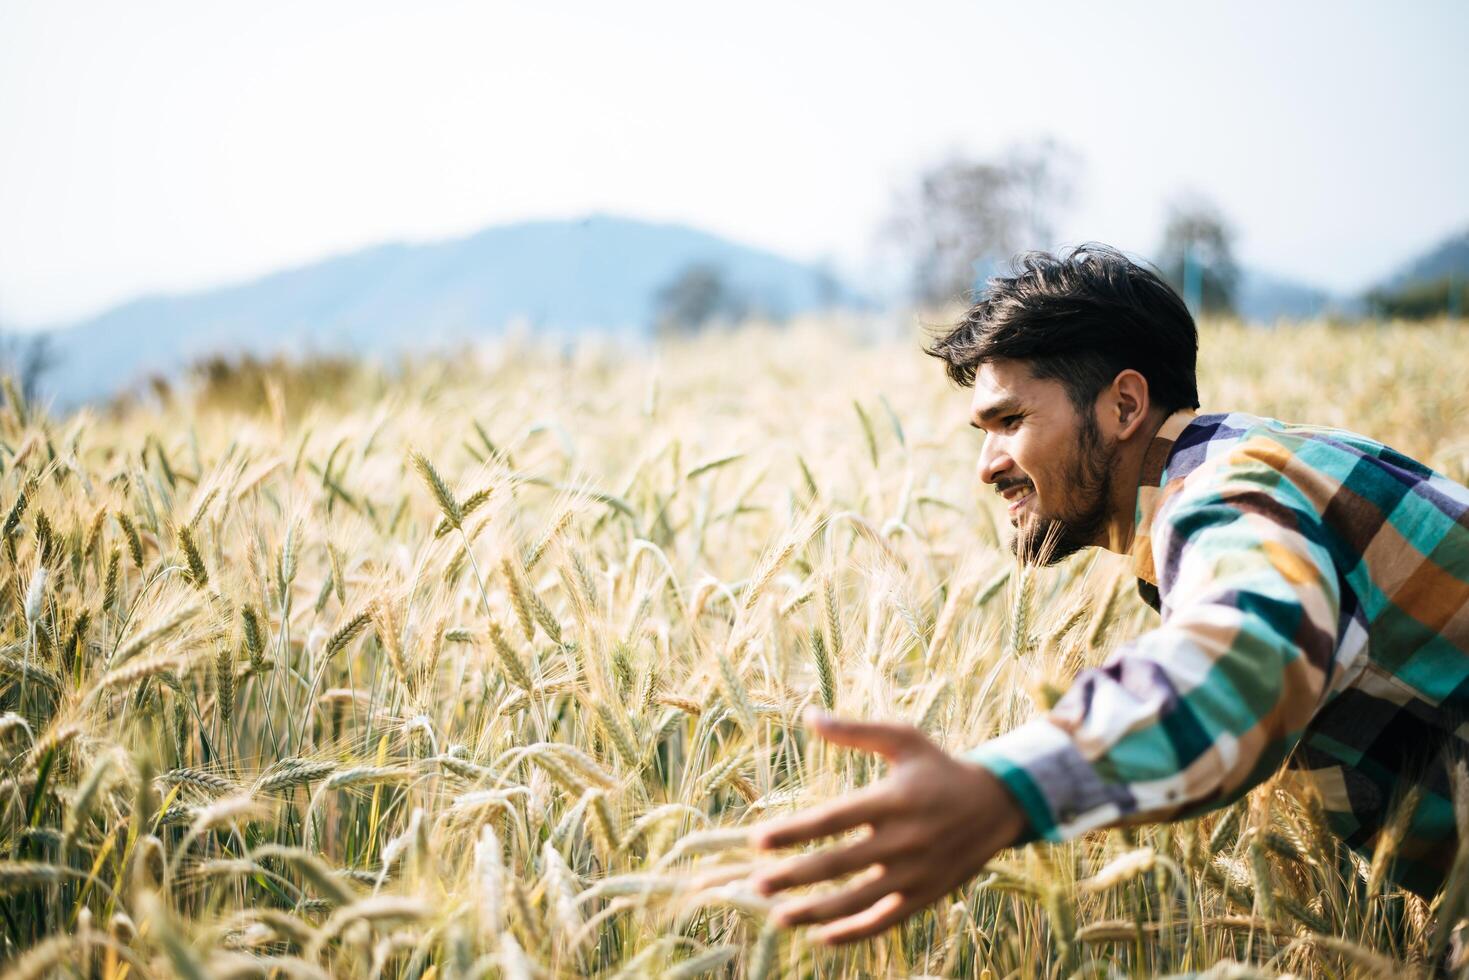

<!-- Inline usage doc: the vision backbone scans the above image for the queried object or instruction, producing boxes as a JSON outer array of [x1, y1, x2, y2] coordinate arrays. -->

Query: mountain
[[1360, 226, 1469, 320], [1233, 266, 1362, 323], [1228, 226, 1469, 323], [42, 214, 862, 406], [1375, 227, 1469, 293]]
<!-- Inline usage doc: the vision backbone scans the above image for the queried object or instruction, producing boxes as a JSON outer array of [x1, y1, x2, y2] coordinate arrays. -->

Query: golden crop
[[0, 317, 1466, 978]]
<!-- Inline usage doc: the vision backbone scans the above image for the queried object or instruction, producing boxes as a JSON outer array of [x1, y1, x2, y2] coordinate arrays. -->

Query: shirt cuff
[[963, 716, 1136, 844]]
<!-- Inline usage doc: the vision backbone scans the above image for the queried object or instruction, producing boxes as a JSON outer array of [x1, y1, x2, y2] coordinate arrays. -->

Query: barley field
[[2, 318, 1468, 979]]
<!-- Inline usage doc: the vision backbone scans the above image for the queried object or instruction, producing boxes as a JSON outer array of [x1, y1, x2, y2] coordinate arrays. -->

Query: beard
[[1008, 413, 1117, 567]]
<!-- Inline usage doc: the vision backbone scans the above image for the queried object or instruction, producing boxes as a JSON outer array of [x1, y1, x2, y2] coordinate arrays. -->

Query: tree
[[886, 138, 1080, 306], [1156, 193, 1239, 317], [1364, 275, 1466, 320], [652, 263, 751, 336], [0, 327, 60, 403]]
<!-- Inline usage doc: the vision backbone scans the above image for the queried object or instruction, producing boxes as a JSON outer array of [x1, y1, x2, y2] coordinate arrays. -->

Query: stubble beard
[[1008, 414, 1117, 567]]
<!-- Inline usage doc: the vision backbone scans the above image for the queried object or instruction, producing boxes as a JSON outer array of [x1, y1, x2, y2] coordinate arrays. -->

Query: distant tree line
[[649, 142, 1462, 336], [652, 263, 752, 336], [882, 139, 1242, 318], [1365, 276, 1465, 320], [651, 260, 845, 336]]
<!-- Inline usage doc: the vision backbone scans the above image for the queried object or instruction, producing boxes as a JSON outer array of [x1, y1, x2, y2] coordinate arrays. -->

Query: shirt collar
[[1128, 408, 1199, 586]]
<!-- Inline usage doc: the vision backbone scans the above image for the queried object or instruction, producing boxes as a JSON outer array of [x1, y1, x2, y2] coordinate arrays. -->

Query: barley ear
[[179, 524, 208, 588], [410, 450, 462, 530], [215, 644, 234, 734], [2, 479, 33, 543], [501, 558, 537, 643], [823, 577, 842, 663], [488, 619, 535, 692], [116, 511, 144, 570], [809, 625, 835, 711], [103, 547, 120, 613], [241, 604, 266, 667], [1006, 564, 1036, 661], [322, 611, 371, 660]]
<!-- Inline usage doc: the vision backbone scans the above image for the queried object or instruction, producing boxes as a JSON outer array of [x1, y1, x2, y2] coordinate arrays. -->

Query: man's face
[[969, 359, 1119, 565]]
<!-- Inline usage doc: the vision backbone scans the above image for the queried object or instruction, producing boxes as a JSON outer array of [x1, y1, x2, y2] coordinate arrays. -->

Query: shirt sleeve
[[964, 444, 1344, 844]]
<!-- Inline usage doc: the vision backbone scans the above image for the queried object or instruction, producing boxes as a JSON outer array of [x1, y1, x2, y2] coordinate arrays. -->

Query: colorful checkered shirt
[[967, 408, 1469, 896]]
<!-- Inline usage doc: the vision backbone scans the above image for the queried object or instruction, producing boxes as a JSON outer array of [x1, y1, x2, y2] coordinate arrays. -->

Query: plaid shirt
[[968, 408, 1469, 896]]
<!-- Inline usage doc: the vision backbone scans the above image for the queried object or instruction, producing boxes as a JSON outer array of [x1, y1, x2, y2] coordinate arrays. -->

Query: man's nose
[[977, 435, 1011, 486]]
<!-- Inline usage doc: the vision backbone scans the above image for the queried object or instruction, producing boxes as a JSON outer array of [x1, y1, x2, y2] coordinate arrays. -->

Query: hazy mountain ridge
[[1233, 266, 1362, 322], [44, 214, 862, 406], [38, 216, 1468, 407], [1203, 224, 1469, 323], [1377, 227, 1469, 291]]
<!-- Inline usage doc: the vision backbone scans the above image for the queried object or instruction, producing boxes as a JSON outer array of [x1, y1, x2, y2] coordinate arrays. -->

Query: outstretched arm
[[970, 459, 1345, 841], [748, 443, 1346, 944], [747, 710, 1028, 945]]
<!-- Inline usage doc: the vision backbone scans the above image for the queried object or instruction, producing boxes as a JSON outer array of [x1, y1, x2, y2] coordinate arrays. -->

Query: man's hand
[[745, 708, 1028, 946]]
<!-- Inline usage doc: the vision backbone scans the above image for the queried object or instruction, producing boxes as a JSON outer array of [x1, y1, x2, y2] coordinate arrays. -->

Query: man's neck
[[1098, 408, 1175, 557]]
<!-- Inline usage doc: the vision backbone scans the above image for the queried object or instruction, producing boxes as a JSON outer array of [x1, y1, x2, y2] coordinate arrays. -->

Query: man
[[746, 243, 1469, 946]]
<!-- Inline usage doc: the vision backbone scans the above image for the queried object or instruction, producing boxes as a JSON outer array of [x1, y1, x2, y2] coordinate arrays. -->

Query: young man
[[746, 243, 1469, 945]]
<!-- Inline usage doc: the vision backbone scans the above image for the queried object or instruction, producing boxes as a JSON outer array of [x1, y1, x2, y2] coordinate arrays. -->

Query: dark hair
[[923, 243, 1200, 415]]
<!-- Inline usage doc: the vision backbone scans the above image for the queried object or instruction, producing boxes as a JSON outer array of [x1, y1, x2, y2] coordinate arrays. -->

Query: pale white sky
[[1, 0, 1465, 327]]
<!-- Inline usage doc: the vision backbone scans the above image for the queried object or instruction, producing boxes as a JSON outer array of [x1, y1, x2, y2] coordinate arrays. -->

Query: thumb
[[804, 707, 931, 760]]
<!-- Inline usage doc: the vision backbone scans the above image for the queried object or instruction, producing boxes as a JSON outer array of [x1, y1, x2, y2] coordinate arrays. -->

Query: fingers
[[749, 783, 892, 850], [817, 889, 930, 946], [805, 709, 932, 761], [750, 823, 917, 895], [769, 865, 907, 927]]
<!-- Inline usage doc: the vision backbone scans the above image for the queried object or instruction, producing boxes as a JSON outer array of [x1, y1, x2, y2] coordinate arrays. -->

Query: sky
[[1, 0, 1465, 327]]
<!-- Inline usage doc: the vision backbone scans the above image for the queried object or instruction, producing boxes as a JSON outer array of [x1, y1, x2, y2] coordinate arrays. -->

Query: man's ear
[[1109, 370, 1151, 439]]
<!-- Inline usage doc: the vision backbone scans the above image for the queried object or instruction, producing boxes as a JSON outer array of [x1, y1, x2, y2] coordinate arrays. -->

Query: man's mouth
[[1003, 486, 1034, 514]]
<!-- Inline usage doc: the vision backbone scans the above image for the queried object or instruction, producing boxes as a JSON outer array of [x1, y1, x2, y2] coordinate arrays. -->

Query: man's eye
[[1002, 414, 1022, 429]]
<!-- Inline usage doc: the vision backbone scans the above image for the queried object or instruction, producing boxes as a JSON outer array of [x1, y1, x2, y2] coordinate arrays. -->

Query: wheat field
[[1, 317, 1467, 979]]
